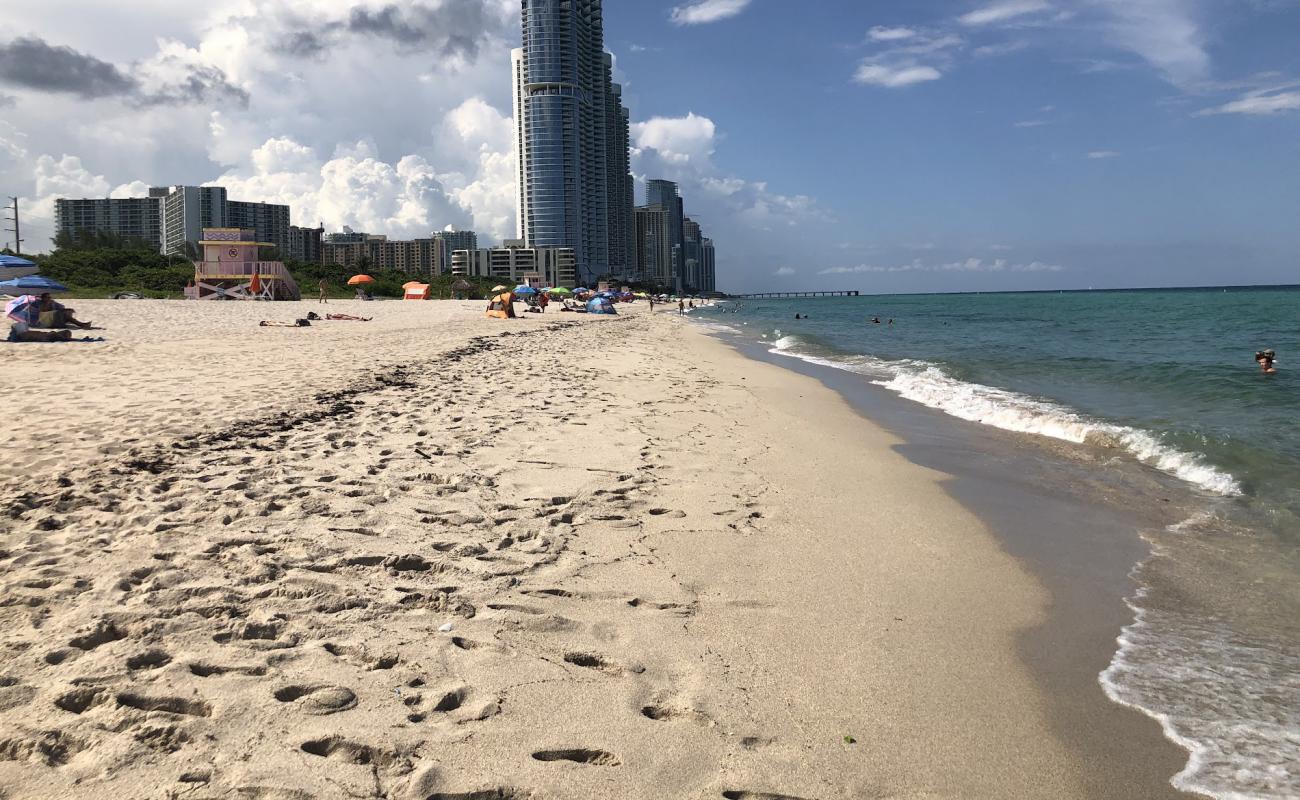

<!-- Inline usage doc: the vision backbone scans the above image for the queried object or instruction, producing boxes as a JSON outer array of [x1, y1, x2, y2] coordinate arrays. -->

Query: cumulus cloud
[[278, 0, 513, 61], [774, 267, 796, 276], [1196, 87, 1300, 116], [820, 258, 1064, 274], [670, 0, 753, 26], [632, 113, 717, 165], [0, 36, 247, 107], [958, 0, 1052, 27]]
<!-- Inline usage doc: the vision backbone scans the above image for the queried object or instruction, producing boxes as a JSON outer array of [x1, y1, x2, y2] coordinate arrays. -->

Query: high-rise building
[[451, 240, 577, 289], [432, 230, 478, 272], [646, 179, 685, 284], [634, 206, 674, 287], [54, 197, 164, 249], [228, 200, 291, 255], [321, 232, 444, 276], [288, 224, 324, 264], [160, 186, 227, 255], [682, 216, 703, 292], [605, 71, 635, 281], [513, 0, 633, 285], [701, 238, 717, 293]]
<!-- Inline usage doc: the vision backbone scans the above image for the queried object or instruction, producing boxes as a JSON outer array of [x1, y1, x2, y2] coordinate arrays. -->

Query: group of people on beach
[[7, 293, 96, 342]]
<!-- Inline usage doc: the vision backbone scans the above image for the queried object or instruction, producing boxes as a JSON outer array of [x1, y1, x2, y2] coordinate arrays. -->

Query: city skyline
[[0, 1, 1297, 292]]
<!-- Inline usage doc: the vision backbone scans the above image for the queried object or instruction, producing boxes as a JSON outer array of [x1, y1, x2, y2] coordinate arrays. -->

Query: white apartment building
[[451, 241, 577, 289]]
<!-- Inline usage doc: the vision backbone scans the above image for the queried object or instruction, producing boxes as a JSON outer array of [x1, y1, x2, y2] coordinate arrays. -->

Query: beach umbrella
[[0, 274, 69, 293], [347, 275, 375, 286], [513, 285, 538, 295], [573, 288, 589, 294], [547, 287, 572, 295], [5, 294, 40, 325], [491, 285, 508, 292], [0, 254, 36, 269]]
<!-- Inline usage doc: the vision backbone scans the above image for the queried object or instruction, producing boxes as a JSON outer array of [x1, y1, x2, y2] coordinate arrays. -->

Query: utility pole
[[4, 196, 21, 255]]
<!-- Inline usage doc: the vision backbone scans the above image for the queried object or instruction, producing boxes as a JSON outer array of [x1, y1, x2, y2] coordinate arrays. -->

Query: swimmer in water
[[1256, 349, 1278, 374]]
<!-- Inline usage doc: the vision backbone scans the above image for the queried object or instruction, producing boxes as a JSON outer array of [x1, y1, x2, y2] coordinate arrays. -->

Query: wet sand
[[0, 299, 1186, 798]]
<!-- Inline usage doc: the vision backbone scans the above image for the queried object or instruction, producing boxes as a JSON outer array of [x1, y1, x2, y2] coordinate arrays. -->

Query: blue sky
[[0, 0, 1297, 292], [611, 0, 1300, 291]]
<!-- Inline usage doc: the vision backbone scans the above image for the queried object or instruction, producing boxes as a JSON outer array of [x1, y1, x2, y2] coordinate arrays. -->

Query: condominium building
[[646, 179, 685, 283], [451, 240, 577, 289], [160, 186, 227, 255], [513, 0, 633, 285], [321, 233, 445, 276], [634, 206, 674, 287], [682, 216, 703, 292], [701, 238, 717, 293], [287, 225, 324, 263], [228, 200, 291, 255], [431, 230, 478, 269], [54, 197, 164, 248]]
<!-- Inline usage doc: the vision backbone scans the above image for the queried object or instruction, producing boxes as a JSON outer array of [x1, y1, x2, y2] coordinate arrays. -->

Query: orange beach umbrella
[[347, 274, 375, 286]]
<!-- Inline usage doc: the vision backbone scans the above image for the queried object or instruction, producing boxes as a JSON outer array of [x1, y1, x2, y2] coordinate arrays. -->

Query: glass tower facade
[[515, 0, 632, 285]]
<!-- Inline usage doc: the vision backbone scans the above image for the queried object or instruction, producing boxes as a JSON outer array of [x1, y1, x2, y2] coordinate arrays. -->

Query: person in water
[[1256, 350, 1278, 374]]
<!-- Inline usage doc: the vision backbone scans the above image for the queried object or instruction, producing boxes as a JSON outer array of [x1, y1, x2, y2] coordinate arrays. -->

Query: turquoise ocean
[[697, 287, 1299, 799]]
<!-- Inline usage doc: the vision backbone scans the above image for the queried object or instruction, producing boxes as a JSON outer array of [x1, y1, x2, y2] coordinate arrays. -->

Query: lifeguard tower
[[190, 228, 300, 300]]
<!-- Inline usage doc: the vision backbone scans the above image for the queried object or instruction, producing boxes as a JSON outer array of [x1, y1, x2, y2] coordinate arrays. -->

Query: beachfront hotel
[[513, 0, 634, 286], [450, 240, 577, 289]]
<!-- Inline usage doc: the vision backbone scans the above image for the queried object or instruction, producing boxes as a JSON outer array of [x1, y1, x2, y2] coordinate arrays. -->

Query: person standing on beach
[[538, 292, 549, 314], [318, 279, 328, 304], [678, 299, 686, 316]]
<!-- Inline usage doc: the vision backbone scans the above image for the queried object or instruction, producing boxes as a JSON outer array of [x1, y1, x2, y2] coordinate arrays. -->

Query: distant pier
[[730, 290, 861, 299]]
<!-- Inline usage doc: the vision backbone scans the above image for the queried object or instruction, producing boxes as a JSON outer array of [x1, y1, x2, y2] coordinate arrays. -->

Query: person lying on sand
[[325, 314, 372, 321], [259, 319, 312, 328], [8, 321, 73, 342]]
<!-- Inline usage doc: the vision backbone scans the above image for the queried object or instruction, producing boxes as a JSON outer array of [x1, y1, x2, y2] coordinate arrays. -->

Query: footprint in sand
[[272, 684, 357, 715], [531, 748, 621, 766]]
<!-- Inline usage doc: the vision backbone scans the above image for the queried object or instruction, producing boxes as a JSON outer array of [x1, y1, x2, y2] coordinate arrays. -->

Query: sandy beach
[[0, 299, 1188, 799]]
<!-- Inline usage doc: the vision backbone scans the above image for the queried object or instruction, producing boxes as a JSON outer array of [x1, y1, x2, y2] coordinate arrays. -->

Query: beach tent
[[586, 297, 617, 315], [486, 290, 516, 320], [404, 282, 431, 300]]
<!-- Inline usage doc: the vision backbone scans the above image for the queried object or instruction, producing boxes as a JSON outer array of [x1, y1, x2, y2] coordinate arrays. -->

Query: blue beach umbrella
[[0, 254, 36, 269], [513, 285, 538, 295], [0, 274, 69, 293], [0, 254, 39, 282]]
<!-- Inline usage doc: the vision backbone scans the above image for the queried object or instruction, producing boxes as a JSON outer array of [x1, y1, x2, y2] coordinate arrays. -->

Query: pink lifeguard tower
[[188, 228, 300, 301]]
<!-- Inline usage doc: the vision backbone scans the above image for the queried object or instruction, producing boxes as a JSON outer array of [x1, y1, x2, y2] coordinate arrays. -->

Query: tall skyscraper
[[646, 179, 686, 285], [513, 0, 633, 285]]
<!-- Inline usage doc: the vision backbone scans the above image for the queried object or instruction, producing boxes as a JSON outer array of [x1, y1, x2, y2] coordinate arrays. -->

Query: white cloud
[[1014, 119, 1049, 127], [958, 0, 1051, 27], [868, 26, 917, 42], [670, 0, 752, 26], [775, 267, 796, 276], [1091, 0, 1208, 86], [632, 113, 717, 165], [1196, 88, 1300, 116], [819, 258, 1063, 274], [854, 64, 943, 88], [1086, 150, 1120, 159]]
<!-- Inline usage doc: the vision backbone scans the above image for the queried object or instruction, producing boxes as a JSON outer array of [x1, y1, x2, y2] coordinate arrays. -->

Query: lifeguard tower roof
[[199, 227, 274, 247]]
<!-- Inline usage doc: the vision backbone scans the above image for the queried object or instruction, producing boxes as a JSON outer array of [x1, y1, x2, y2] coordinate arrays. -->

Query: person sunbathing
[[8, 321, 73, 342], [325, 314, 372, 321]]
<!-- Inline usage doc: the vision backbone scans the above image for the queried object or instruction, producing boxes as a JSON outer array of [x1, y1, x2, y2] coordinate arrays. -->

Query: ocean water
[[696, 287, 1299, 799]]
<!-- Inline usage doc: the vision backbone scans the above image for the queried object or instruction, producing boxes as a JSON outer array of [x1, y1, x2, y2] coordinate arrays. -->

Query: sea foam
[[767, 337, 1241, 496]]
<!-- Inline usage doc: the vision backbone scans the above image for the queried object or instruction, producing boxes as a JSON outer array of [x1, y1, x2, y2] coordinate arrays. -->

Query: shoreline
[[698, 316, 1200, 798], [0, 299, 1189, 797]]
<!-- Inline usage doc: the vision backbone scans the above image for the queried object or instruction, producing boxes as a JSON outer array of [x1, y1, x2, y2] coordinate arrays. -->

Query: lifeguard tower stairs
[[190, 228, 301, 301]]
